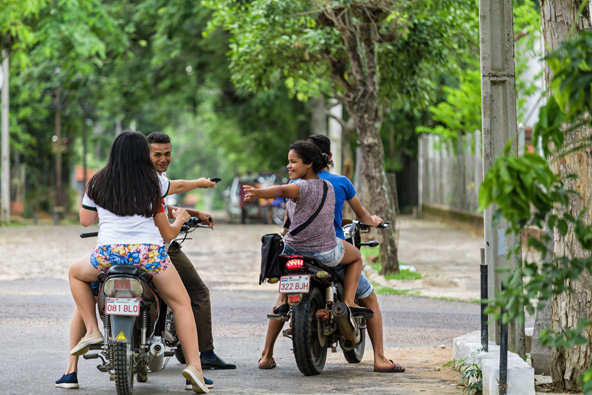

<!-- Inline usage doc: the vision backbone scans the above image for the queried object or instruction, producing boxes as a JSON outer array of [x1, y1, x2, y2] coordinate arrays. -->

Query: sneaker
[[185, 377, 214, 390], [70, 332, 103, 356], [55, 372, 79, 389]]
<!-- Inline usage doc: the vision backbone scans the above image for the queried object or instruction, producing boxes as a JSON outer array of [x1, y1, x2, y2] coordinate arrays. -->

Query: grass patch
[[362, 247, 380, 264], [385, 270, 422, 281], [433, 296, 481, 304], [369, 262, 422, 280], [373, 285, 420, 296]]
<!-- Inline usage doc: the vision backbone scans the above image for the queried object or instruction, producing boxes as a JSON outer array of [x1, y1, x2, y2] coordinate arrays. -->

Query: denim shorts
[[283, 241, 345, 268], [283, 242, 373, 299]]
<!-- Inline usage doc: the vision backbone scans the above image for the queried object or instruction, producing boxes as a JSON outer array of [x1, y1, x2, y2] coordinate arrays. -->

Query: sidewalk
[[367, 215, 482, 301]]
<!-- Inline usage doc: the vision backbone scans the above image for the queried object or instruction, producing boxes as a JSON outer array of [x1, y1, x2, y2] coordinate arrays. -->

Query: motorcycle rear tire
[[175, 344, 186, 364], [341, 326, 366, 363], [292, 287, 327, 376], [114, 342, 134, 395]]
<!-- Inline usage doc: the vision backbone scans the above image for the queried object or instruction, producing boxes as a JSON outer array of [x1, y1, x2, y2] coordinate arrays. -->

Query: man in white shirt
[[147, 132, 236, 371]]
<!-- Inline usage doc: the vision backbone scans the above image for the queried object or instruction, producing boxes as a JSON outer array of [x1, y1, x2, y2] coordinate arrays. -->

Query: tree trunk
[[320, 5, 400, 273], [540, 0, 592, 391], [354, 107, 400, 274]]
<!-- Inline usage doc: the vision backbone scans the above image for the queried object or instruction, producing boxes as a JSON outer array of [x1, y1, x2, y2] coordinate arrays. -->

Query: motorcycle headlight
[[103, 277, 143, 297]]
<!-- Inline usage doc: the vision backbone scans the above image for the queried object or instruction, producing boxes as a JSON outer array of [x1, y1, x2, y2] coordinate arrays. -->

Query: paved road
[[0, 219, 481, 394]]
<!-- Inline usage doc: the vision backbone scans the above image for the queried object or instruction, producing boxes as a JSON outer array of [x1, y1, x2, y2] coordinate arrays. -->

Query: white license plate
[[105, 297, 140, 316], [279, 275, 310, 294]]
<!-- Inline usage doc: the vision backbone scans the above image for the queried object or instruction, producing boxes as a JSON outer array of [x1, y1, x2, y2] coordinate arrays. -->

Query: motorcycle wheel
[[341, 326, 366, 363], [114, 342, 134, 395], [292, 287, 327, 376], [175, 344, 186, 364]]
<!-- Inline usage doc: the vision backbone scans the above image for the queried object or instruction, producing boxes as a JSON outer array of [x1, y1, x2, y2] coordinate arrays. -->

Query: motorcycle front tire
[[292, 287, 327, 376], [114, 341, 134, 395]]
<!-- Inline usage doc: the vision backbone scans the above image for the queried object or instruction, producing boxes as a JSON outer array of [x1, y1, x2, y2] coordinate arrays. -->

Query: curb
[[453, 331, 535, 395]]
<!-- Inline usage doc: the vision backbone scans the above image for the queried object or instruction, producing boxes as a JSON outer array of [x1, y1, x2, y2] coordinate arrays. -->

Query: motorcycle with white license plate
[[270, 220, 388, 376], [80, 217, 206, 395]]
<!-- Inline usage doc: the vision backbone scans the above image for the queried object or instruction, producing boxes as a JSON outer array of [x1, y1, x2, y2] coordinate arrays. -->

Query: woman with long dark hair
[[68, 131, 209, 393]]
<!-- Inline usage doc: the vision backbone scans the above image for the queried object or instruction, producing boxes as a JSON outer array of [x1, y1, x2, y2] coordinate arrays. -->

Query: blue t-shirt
[[318, 171, 356, 239], [289, 171, 356, 239]]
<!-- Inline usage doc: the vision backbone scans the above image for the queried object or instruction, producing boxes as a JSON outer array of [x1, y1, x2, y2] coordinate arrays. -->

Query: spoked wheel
[[114, 341, 134, 395], [292, 287, 327, 376], [341, 325, 366, 363]]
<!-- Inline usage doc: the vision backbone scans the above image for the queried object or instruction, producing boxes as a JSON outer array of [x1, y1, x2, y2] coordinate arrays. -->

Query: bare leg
[[259, 294, 286, 366], [65, 307, 86, 374], [152, 264, 203, 373], [359, 292, 393, 370], [69, 259, 100, 336], [337, 239, 363, 307]]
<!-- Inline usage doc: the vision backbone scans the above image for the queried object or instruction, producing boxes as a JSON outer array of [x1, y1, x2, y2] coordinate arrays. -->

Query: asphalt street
[[0, 219, 481, 394]]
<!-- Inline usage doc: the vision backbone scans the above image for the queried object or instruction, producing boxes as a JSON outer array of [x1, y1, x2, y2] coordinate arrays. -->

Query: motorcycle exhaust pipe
[[332, 302, 360, 344], [147, 341, 165, 372]]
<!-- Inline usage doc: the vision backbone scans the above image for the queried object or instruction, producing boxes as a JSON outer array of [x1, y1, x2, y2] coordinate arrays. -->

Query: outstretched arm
[[243, 183, 299, 202], [169, 178, 217, 195], [347, 196, 383, 227]]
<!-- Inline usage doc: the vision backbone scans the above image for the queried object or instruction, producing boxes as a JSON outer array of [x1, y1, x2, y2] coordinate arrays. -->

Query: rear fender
[[110, 315, 136, 343]]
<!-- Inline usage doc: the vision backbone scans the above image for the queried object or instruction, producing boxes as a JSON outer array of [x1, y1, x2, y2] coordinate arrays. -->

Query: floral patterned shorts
[[90, 244, 171, 275]]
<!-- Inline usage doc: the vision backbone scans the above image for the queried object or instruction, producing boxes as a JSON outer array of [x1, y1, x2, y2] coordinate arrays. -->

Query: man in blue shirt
[[257, 135, 405, 373]]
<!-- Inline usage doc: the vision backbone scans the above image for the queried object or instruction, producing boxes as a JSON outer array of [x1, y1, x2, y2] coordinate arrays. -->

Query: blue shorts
[[282, 243, 373, 299], [90, 281, 100, 296], [283, 242, 345, 268]]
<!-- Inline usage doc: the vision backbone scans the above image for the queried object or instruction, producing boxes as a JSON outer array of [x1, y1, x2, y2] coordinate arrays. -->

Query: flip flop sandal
[[258, 357, 277, 370], [374, 360, 405, 373]]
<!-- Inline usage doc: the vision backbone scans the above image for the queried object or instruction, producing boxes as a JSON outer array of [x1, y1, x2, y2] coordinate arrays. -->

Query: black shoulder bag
[[259, 181, 328, 284]]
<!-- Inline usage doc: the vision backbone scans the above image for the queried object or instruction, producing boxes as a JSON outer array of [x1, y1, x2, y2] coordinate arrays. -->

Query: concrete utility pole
[[1, 49, 9, 223], [328, 100, 343, 175], [479, 0, 525, 357]]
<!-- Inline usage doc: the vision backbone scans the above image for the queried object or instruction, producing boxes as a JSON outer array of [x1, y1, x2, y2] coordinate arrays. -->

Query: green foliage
[[4, 0, 307, 215], [446, 355, 483, 395], [0, 0, 46, 67], [479, 29, 592, 389], [417, 0, 541, 149]]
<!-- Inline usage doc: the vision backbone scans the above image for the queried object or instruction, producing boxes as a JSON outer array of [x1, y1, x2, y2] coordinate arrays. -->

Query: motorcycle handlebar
[[377, 221, 389, 229], [180, 217, 204, 232]]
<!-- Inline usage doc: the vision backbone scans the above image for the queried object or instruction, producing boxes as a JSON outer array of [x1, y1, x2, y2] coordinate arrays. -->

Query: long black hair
[[86, 131, 161, 217], [289, 140, 332, 173]]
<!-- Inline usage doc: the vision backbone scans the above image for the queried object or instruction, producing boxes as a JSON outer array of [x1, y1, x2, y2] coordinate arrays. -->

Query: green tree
[[204, 0, 477, 273]]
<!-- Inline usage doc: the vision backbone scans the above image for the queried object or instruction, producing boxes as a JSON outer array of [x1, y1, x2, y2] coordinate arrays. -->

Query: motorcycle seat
[[105, 265, 148, 278]]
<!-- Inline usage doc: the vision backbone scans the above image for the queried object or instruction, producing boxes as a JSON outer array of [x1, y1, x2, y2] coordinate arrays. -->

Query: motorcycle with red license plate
[[269, 220, 388, 376], [80, 217, 206, 395]]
